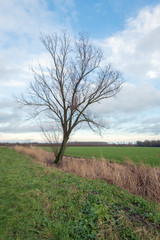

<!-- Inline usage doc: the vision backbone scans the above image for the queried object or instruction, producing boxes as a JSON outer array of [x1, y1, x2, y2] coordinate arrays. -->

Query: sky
[[1, 0, 160, 143]]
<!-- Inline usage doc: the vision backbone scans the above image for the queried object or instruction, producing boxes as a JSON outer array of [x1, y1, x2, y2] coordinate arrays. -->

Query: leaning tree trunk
[[54, 136, 68, 164]]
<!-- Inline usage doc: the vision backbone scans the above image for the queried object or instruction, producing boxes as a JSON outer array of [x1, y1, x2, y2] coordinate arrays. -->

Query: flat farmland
[[65, 146, 160, 167], [1, 147, 160, 239]]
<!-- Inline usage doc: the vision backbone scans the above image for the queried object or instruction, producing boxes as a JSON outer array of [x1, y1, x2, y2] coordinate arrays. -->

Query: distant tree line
[[137, 140, 160, 147]]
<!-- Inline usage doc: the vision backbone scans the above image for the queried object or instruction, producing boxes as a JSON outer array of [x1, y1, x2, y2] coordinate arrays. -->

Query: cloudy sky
[[1, 0, 160, 143]]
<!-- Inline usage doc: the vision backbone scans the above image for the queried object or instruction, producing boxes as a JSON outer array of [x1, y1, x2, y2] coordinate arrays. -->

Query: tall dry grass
[[60, 157, 160, 203], [14, 145, 55, 165], [14, 145, 160, 203]]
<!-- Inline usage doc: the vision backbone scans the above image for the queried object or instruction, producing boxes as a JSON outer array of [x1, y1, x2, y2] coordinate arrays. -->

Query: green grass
[[0, 147, 160, 239], [63, 146, 160, 167]]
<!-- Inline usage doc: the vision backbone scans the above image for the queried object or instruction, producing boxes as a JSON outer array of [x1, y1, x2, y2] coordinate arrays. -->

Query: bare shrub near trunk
[[40, 122, 61, 159], [14, 146, 160, 203]]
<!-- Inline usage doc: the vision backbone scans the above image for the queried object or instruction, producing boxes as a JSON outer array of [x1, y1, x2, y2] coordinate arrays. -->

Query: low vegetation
[[1, 147, 160, 239], [14, 145, 160, 203], [64, 146, 160, 167]]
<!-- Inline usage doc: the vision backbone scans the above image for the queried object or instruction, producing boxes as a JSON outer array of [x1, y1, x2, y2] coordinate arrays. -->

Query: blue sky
[[0, 0, 160, 143], [71, 0, 160, 37]]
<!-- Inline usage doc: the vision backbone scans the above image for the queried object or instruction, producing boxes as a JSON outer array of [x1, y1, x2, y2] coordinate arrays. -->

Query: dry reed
[[14, 145, 55, 165], [14, 145, 160, 203]]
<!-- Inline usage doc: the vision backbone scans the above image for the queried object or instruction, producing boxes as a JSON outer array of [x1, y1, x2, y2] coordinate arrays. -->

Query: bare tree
[[40, 121, 61, 159], [19, 32, 124, 164]]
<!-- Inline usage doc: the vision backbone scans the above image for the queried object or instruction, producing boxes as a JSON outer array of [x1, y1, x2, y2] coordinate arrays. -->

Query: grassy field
[[63, 146, 160, 167], [0, 147, 160, 239]]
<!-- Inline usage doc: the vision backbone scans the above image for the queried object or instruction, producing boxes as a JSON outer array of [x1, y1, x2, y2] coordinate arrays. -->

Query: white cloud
[[126, 5, 160, 33], [147, 70, 158, 79], [0, 0, 55, 34], [99, 5, 160, 82], [91, 82, 160, 115]]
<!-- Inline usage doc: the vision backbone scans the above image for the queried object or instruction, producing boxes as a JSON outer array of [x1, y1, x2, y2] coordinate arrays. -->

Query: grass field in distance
[[63, 146, 160, 167], [0, 147, 160, 239]]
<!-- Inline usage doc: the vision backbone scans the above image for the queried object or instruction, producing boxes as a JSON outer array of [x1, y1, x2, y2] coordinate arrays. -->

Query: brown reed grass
[[14, 145, 160, 203], [14, 145, 55, 165]]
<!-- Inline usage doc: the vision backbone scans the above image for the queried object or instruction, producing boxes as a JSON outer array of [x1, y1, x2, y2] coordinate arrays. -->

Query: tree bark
[[54, 135, 68, 164]]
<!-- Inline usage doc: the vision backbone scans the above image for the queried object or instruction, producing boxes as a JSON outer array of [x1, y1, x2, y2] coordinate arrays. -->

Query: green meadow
[[64, 146, 160, 167], [0, 147, 160, 239]]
